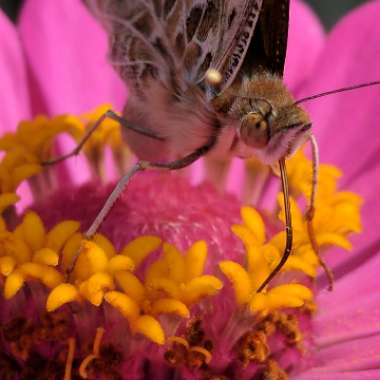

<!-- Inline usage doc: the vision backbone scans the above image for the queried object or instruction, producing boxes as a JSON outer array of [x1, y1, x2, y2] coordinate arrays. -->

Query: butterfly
[[51, 0, 323, 290]]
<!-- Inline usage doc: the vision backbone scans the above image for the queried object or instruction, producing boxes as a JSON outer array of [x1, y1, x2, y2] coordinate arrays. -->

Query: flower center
[[0, 106, 362, 379]]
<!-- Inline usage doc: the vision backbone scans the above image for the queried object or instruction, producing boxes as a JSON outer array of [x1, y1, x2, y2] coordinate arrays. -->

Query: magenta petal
[[285, 0, 325, 91], [297, 1, 380, 267], [294, 369, 380, 380], [315, 251, 380, 346], [18, 0, 126, 115], [311, 334, 380, 372], [0, 11, 30, 131]]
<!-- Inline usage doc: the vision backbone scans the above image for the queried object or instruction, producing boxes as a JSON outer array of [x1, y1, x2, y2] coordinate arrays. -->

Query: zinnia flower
[[0, 1, 379, 379]]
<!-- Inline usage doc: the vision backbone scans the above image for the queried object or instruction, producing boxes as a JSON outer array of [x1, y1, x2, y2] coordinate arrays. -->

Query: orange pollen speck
[[262, 359, 288, 380]]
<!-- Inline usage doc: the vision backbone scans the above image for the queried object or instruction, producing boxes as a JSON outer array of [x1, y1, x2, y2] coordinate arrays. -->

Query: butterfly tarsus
[[63, 134, 219, 276], [257, 158, 292, 292], [305, 209, 334, 291], [306, 133, 334, 291], [42, 109, 165, 166]]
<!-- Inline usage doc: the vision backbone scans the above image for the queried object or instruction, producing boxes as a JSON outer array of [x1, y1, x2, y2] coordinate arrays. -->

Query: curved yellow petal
[[278, 196, 304, 230], [146, 277, 180, 299], [316, 233, 352, 251], [93, 233, 116, 258], [74, 240, 108, 281], [4, 270, 25, 299], [120, 236, 161, 267], [162, 243, 185, 283], [11, 164, 41, 188], [241, 206, 266, 244], [45, 220, 80, 252], [108, 255, 135, 273], [80, 272, 114, 306], [62, 232, 82, 270], [145, 259, 167, 284], [184, 240, 207, 281], [20, 212, 46, 251], [0, 217, 6, 231], [182, 275, 223, 305], [219, 261, 252, 305], [46, 283, 80, 312], [246, 246, 273, 290], [20, 262, 63, 288], [249, 293, 268, 313], [151, 298, 189, 318], [0, 255, 16, 276], [253, 284, 314, 312], [269, 284, 313, 300], [283, 256, 317, 278], [33, 248, 59, 266], [114, 271, 145, 304], [4, 236, 32, 263], [133, 315, 165, 345], [0, 193, 19, 213], [231, 225, 257, 250], [104, 291, 140, 320]]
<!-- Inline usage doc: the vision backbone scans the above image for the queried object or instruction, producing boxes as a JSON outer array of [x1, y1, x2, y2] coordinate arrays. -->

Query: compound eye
[[240, 112, 270, 148]]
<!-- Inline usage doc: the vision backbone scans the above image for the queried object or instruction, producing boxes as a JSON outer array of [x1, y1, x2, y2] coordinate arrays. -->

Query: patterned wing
[[239, 0, 290, 78], [84, 0, 266, 95], [84, 0, 181, 95], [208, 0, 264, 90]]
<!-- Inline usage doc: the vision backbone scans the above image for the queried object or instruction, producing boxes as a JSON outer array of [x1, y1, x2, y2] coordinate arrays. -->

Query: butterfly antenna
[[305, 134, 334, 291], [257, 159, 292, 292], [294, 80, 380, 105]]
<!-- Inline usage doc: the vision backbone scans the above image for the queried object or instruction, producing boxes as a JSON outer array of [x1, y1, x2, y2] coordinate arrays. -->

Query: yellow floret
[[151, 298, 189, 318], [46, 283, 80, 312], [219, 261, 252, 305], [104, 290, 140, 320], [120, 235, 161, 267], [133, 315, 165, 345], [184, 240, 207, 282]]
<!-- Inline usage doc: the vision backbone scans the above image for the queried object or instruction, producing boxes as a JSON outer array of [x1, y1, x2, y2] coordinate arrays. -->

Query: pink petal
[[285, 0, 325, 91], [311, 334, 380, 372], [0, 11, 30, 131], [315, 251, 380, 347], [297, 1, 380, 268], [294, 369, 380, 380], [18, 0, 126, 116]]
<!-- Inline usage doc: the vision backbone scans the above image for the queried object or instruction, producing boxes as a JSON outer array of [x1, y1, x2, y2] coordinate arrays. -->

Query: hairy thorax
[[123, 73, 310, 164]]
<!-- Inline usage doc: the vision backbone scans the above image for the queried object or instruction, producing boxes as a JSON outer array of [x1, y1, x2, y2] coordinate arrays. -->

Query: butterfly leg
[[257, 159, 292, 292], [84, 134, 217, 239], [43, 109, 164, 166], [305, 133, 334, 290], [64, 128, 218, 276]]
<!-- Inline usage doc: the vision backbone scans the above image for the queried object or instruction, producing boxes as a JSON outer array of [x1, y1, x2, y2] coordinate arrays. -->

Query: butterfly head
[[238, 97, 311, 164]]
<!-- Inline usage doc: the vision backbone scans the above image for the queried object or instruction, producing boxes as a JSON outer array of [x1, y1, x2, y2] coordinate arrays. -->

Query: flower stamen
[[63, 337, 76, 380], [189, 346, 212, 366], [306, 211, 334, 290], [78, 327, 105, 379]]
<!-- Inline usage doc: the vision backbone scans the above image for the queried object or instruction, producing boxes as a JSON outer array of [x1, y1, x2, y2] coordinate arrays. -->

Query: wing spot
[[175, 33, 185, 55], [197, 0, 218, 42], [186, 6, 203, 41], [199, 52, 213, 74], [164, 0, 176, 17], [184, 43, 202, 70], [133, 12, 153, 36], [228, 8, 237, 28], [153, 37, 170, 57]]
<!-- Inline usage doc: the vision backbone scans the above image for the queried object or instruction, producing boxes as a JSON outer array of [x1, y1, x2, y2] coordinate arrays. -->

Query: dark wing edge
[[241, 0, 290, 78]]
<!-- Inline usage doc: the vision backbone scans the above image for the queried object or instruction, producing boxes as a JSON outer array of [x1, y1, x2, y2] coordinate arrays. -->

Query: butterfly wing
[[239, 0, 290, 78], [84, 1, 269, 94]]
